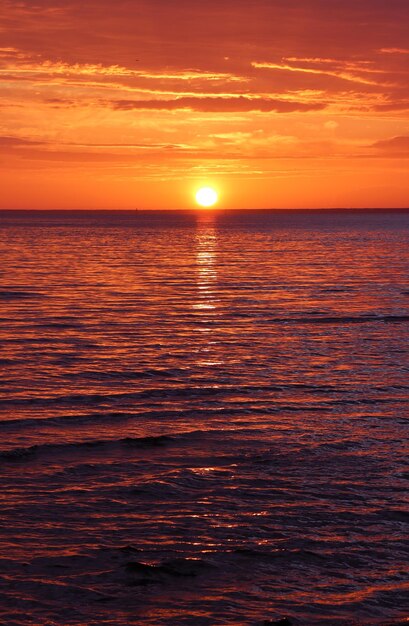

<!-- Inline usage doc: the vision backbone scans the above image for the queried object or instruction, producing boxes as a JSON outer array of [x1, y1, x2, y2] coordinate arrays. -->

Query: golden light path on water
[[193, 212, 223, 371]]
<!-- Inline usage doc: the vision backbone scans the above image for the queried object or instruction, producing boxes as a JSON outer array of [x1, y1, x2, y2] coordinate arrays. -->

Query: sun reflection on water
[[192, 211, 223, 368], [193, 211, 218, 314]]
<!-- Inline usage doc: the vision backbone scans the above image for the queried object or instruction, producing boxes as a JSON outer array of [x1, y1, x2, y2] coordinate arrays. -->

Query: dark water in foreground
[[0, 209, 408, 625]]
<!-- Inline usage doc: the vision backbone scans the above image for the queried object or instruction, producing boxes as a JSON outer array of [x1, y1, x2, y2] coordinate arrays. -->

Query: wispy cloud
[[252, 60, 389, 87], [371, 136, 409, 152], [109, 96, 326, 113], [0, 57, 246, 83], [380, 48, 409, 54], [0, 135, 44, 147]]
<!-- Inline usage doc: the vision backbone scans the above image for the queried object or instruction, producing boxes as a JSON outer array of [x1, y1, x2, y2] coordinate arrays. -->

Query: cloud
[[380, 48, 409, 54], [0, 57, 246, 83], [372, 101, 409, 112], [252, 60, 389, 87], [1, 2, 408, 115], [109, 96, 326, 113], [324, 120, 339, 130], [0, 135, 44, 147], [371, 136, 409, 153]]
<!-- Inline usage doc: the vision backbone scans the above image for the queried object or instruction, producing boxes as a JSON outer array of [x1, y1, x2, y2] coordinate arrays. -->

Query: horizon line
[[1, 207, 409, 212], [0, 206, 409, 214]]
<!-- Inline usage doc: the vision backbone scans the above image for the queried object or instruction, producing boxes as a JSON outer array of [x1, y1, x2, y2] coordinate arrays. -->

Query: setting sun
[[195, 187, 218, 208]]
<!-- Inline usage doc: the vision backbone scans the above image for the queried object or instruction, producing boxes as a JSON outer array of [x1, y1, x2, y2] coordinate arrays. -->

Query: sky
[[0, 0, 408, 209]]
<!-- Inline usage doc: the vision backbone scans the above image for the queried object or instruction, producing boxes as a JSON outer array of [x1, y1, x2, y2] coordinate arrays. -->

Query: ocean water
[[0, 209, 408, 626]]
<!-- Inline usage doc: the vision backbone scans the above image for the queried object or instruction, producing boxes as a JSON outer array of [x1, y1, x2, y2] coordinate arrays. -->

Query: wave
[[0, 404, 256, 429], [262, 314, 409, 325], [0, 430, 208, 463], [0, 385, 233, 408], [124, 557, 216, 583], [0, 288, 46, 300], [64, 367, 182, 381], [3, 378, 407, 412], [0, 379, 358, 409]]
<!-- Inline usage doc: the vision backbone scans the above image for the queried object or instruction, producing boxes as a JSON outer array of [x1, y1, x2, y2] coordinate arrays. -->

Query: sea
[[0, 209, 408, 625]]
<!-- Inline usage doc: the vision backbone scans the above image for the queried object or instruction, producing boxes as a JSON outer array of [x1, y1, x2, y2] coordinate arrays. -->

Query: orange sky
[[0, 0, 408, 209]]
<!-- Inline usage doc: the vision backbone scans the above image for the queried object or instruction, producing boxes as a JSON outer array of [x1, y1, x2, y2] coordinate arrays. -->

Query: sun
[[195, 187, 218, 208]]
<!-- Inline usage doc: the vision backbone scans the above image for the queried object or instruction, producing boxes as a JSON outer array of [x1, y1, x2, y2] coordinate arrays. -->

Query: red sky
[[0, 0, 408, 209]]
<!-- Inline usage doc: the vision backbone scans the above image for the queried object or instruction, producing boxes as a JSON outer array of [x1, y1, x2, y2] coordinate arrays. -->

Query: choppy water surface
[[0, 209, 408, 625]]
